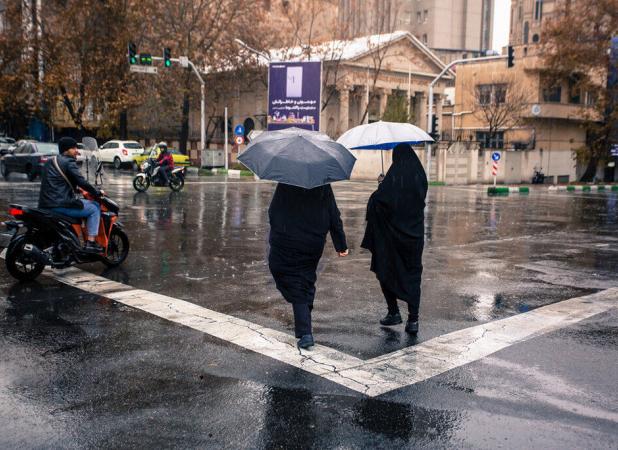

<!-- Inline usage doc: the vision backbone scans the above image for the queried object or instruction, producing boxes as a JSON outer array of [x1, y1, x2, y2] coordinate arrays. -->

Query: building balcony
[[521, 102, 597, 121]]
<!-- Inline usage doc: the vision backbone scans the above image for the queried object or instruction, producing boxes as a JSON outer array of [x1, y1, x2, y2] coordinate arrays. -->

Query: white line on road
[[3, 257, 616, 397]]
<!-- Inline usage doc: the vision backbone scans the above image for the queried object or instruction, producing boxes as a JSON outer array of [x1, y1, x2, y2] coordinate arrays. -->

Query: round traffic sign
[[235, 136, 244, 145], [492, 152, 501, 162], [234, 125, 245, 136]]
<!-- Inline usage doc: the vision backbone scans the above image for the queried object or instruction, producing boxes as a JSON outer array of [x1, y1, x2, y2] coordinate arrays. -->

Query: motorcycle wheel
[[169, 174, 184, 192], [102, 227, 129, 267], [133, 176, 150, 192], [5, 235, 46, 281]]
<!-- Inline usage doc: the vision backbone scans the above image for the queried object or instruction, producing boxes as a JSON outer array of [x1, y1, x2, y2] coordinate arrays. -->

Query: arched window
[[523, 21, 529, 44]]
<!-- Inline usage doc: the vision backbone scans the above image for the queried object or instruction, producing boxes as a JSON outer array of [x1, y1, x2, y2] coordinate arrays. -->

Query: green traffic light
[[165, 60, 172, 67]]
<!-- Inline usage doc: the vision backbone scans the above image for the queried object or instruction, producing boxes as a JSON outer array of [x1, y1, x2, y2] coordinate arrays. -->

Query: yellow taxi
[[132, 144, 190, 170]]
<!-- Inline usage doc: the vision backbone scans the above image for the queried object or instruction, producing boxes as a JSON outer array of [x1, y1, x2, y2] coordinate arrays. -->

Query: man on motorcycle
[[156, 142, 174, 186], [38, 137, 104, 253]]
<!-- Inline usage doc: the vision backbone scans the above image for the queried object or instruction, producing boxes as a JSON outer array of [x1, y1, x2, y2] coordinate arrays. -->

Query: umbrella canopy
[[238, 127, 356, 189], [337, 121, 433, 150]]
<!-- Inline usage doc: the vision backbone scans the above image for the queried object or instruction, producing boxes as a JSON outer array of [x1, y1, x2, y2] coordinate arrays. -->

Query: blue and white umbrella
[[337, 121, 433, 174]]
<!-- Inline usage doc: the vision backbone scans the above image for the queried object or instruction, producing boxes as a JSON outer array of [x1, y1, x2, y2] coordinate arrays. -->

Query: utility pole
[[426, 55, 507, 177]]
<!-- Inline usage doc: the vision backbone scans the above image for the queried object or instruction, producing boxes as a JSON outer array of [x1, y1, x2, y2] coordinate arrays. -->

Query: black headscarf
[[370, 143, 427, 238]]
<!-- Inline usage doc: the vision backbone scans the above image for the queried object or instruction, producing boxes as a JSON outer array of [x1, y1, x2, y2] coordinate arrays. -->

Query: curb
[[487, 186, 528, 195], [548, 185, 618, 192]]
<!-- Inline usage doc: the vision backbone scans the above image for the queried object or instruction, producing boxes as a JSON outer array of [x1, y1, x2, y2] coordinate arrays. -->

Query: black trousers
[[292, 303, 313, 337], [159, 165, 171, 184], [380, 281, 420, 322]]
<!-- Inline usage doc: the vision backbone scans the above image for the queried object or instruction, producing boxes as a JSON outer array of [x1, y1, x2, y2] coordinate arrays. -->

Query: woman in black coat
[[361, 143, 427, 335], [268, 183, 348, 349]]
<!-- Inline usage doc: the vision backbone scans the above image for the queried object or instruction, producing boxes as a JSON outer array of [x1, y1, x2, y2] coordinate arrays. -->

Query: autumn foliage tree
[[542, 0, 618, 181]]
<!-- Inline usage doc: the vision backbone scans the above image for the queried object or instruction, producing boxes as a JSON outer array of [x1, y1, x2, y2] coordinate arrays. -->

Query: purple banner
[[267, 61, 322, 131]]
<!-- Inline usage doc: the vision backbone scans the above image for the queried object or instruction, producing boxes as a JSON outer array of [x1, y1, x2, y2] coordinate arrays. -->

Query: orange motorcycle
[[3, 190, 129, 281]]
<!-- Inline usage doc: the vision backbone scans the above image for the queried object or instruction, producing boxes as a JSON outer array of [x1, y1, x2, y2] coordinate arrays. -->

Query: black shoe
[[405, 320, 419, 335], [380, 312, 403, 326], [297, 334, 314, 349], [83, 241, 104, 254]]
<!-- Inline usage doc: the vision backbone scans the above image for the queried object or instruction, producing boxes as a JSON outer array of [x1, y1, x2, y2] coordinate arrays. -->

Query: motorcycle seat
[[26, 207, 83, 225]]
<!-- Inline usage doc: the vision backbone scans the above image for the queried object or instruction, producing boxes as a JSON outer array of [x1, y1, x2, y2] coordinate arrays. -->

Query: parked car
[[0, 137, 16, 156], [98, 140, 143, 169], [1, 141, 59, 181], [132, 144, 190, 171]]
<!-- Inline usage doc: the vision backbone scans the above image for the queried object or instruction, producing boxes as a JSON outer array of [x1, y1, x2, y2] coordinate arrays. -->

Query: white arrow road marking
[[2, 257, 616, 397]]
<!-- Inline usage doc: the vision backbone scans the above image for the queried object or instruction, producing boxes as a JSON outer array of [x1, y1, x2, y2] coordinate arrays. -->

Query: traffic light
[[163, 48, 172, 67], [128, 42, 137, 65], [430, 115, 439, 140], [139, 53, 153, 65], [507, 45, 515, 68]]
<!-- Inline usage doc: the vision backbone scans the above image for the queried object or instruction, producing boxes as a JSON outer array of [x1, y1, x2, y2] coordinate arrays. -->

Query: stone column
[[337, 85, 350, 135], [378, 88, 391, 119], [415, 92, 427, 130]]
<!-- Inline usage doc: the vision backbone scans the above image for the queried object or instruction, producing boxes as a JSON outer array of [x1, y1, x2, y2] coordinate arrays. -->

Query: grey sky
[[493, 0, 511, 51]]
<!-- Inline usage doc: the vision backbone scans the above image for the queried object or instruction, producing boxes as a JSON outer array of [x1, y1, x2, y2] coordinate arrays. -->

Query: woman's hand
[[338, 249, 349, 257]]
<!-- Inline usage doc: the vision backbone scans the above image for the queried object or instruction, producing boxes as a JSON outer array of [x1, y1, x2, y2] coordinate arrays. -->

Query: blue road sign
[[611, 144, 618, 157], [234, 125, 245, 136], [492, 152, 501, 162]]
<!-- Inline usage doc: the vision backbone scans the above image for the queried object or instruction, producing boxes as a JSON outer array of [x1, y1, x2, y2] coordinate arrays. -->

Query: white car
[[98, 140, 143, 169]]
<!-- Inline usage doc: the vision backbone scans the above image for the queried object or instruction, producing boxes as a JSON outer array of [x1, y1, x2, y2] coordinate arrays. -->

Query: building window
[[534, 0, 543, 21], [494, 85, 507, 104], [422, 34, 428, 44], [568, 77, 582, 104], [542, 84, 562, 103], [423, 10, 428, 23], [417, 11, 422, 23], [585, 91, 597, 106], [478, 84, 506, 105], [478, 85, 492, 105], [532, 33, 540, 43], [523, 22, 529, 44], [476, 131, 505, 149]]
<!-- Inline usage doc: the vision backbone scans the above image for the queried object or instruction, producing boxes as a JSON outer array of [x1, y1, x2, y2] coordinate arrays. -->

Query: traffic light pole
[[150, 56, 206, 156], [426, 54, 507, 179]]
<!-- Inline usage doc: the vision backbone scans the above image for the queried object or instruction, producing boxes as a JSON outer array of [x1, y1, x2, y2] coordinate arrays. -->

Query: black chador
[[268, 183, 347, 347], [361, 143, 427, 332]]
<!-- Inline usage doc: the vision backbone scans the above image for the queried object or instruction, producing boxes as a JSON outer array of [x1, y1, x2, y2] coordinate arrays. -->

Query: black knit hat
[[58, 137, 78, 153]]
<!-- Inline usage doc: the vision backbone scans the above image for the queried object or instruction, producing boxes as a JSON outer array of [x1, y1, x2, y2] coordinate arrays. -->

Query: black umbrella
[[238, 127, 356, 189]]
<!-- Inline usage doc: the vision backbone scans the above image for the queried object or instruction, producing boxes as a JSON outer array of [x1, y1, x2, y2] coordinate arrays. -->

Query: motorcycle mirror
[[82, 137, 98, 152]]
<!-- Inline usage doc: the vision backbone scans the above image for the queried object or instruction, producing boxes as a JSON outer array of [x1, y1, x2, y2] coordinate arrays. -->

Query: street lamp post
[[426, 55, 507, 178], [234, 38, 271, 63]]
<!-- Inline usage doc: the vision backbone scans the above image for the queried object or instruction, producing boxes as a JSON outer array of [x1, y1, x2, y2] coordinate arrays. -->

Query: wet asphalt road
[[0, 172, 617, 448]]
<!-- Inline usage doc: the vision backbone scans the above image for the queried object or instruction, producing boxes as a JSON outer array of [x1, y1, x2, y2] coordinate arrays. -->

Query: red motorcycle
[[3, 190, 129, 281]]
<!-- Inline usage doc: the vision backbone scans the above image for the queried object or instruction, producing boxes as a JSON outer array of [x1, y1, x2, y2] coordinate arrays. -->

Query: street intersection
[[1, 173, 617, 448]]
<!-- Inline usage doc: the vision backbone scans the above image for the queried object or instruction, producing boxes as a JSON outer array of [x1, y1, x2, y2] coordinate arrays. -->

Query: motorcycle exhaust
[[22, 243, 51, 265]]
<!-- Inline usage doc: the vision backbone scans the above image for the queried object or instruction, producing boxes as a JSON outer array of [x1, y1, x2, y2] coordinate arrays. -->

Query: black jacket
[[269, 183, 347, 253], [38, 154, 99, 209]]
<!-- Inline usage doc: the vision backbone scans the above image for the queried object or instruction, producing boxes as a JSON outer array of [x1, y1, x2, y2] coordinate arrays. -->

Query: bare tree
[[469, 74, 532, 147], [358, 3, 404, 124]]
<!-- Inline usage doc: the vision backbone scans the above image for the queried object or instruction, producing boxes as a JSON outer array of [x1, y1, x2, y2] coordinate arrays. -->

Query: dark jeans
[[380, 281, 420, 322], [159, 165, 171, 184], [292, 303, 313, 337]]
